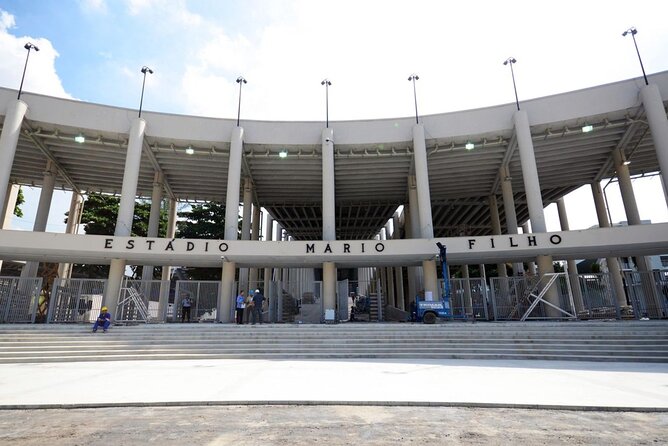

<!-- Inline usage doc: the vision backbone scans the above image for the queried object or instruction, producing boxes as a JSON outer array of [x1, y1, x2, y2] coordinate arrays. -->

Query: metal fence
[[116, 279, 169, 322], [489, 274, 575, 321], [446, 278, 490, 320], [0, 277, 42, 323], [576, 273, 622, 319], [623, 270, 668, 319], [48, 278, 106, 323], [173, 281, 220, 322]]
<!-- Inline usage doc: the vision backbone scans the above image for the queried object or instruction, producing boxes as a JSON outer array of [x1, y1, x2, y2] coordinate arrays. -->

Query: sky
[[1, 0, 667, 234]]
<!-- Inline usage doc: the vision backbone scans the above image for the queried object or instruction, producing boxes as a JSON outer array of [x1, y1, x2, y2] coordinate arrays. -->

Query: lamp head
[[622, 27, 637, 37], [503, 57, 516, 66], [141, 66, 154, 74], [321, 79, 331, 86], [408, 74, 419, 81], [236, 76, 247, 84], [24, 42, 39, 51]]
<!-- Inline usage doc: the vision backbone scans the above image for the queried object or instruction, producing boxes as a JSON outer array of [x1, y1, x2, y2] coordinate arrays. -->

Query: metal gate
[[0, 277, 42, 323], [48, 278, 106, 323], [577, 273, 621, 319], [490, 274, 575, 321], [446, 278, 489, 320], [623, 270, 668, 319], [173, 281, 220, 322]]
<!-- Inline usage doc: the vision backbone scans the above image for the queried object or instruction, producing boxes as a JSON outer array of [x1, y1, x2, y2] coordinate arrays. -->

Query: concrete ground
[[0, 358, 666, 444]]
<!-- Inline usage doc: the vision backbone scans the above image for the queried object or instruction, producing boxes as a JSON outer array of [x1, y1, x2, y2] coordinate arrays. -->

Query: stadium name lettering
[[467, 234, 562, 250]]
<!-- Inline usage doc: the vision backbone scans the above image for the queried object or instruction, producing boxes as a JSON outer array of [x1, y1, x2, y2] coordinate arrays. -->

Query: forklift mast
[[437, 242, 451, 304]]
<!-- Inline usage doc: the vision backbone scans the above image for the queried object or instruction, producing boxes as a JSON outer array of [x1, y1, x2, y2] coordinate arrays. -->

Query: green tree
[[13, 187, 25, 218], [176, 202, 232, 280], [68, 193, 168, 278]]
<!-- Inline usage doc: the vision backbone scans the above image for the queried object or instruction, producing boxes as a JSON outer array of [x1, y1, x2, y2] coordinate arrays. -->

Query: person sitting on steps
[[92, 306, 111, 333]]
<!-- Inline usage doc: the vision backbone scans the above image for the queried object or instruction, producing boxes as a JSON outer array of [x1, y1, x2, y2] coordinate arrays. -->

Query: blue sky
[[1, 0, 668, 232]]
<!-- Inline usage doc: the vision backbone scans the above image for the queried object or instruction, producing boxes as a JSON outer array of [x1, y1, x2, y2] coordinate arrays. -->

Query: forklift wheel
[[423, 312, 437, 324]]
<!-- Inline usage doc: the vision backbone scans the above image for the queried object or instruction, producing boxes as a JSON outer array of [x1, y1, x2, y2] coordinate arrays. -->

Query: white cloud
[[0, 9, 15, 30], [78, 0, 108, 14], [0, 9, 72, 99]]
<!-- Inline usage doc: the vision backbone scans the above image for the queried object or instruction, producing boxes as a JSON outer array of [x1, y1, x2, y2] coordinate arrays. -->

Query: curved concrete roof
[[1, 72, 667, 240]]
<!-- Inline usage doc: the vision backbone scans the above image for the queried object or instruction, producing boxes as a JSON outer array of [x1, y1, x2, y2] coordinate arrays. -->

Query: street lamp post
[[138, 66, 154, 118], [236, 76, 247, 127], [503, 57, 520, 111], [622, 27, 648, 86], [17, 42, 40, 100], [321, 79, 332, 128], [408, 74, 419, 124]]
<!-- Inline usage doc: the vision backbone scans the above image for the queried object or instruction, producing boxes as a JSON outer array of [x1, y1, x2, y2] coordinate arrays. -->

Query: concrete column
[[57, 192, 84, 279], [158, 198, 177, 321], [392, 212, 405, 311], [220, 126, 244, 323], [591, 182, 627, 309], [640, 84, 668, 202], [0, 184, 20, 274], [103, 118, 146, 317], [141, 172, 163, 281], [613, 149, 661, 316], [21, 161, 57, 279], [556, 198, 584, 313], [411, 125, 438, 299], [383, 223, 395, 307], [488, 195, 508, 278], [249, 204, 261, 288], [500, 166, 523, 276], [521, 222, 537, 275], [322, 128, 336, 318], [0, 100, 28, 210], [514, 110, 558, 315], [238, 178, 252, 294], [264, 215, 274, 322], [406, 179, 421, 303]]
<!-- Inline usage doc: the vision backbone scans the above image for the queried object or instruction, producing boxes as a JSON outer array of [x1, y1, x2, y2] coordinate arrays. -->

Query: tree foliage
[[13, 187, 25, 218], [176, 202, 231, 280]]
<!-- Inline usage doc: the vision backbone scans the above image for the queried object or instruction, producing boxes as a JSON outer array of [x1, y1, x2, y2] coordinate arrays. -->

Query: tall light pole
[[138, 66, 154, 118], [236, 76, 247, 127], [17, 42, 40, 100], [321, 79, 332, 128], [408, 74, 419, 124], [503, 57, 520, 111], [622, 27, 648, 86]]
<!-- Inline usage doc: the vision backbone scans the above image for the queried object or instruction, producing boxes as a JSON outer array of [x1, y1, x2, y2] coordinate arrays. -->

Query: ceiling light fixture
[[581, 124, 594, 133], [185, 146, 194, 155], [74, 133, 85, 143], [278, 150, 288, 158], [465, 142, 475, 150]]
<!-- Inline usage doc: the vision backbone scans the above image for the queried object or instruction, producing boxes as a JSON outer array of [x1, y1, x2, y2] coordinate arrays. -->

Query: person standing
[[251, 288, 265, 325], [235, 291, 246, 324], [181, 295, 193, 323]]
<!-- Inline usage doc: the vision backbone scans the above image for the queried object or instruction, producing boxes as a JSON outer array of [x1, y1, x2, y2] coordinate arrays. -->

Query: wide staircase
[[0, 321, 667, 364]]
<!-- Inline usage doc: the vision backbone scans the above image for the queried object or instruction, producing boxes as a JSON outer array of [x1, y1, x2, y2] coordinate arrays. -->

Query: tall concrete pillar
[[591, 182, 627, 310], [499, 166, 523, 276], [0, 100, 28, 211], [412, 125, 438, 299], [640, 84, 668, 202], [461, 265, 473, 316], [514, 110, 558, 315], [488, 195, 508, 278], [613, 149, 661, 316], [238, 178, 253, 294], [556, 198, 584, 313], [322, 127, 337, 319], [406, 178, 421, 302], [521, 222, 537, 275], [383, 223, 395, 307], [392, 212, 405, 310], [249, 204, 261, 289], [57, 192, 84, 279], [219, 126, 244, 323], [158, 198, 177, 321], [264, 215, 274, 321], [141, 172, 163, 281], [104, 117, 146, 317], [21, 161, 57, 279], [0, 184, 20, 273]]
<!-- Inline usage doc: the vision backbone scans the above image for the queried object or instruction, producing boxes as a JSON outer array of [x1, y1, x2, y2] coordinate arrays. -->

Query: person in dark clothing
[[251, 289, 265, 324]]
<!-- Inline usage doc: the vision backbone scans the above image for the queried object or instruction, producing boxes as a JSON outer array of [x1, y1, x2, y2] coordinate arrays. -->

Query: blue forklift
[[414, 242, 452, 324]]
